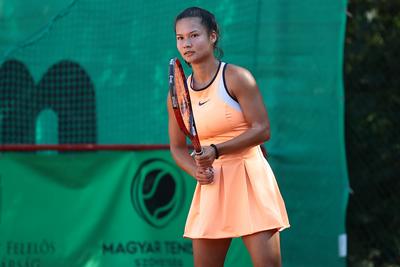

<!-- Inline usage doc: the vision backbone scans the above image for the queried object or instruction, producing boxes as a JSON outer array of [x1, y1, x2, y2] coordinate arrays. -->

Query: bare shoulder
[[224, 64, 257, 96]]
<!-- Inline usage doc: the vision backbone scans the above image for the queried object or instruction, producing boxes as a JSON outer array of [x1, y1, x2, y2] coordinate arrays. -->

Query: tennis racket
[[168, 57, 203, 155]]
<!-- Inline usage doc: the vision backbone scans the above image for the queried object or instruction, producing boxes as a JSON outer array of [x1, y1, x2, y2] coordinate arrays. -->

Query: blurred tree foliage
[[345, 0, 400, 266]]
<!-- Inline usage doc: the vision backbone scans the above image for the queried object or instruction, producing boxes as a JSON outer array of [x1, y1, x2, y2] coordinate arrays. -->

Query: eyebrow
[[176, 30, 200, 36]]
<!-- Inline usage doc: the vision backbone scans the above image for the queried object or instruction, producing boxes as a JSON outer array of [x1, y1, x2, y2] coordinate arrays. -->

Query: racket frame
[[169, 57, 203, 155]]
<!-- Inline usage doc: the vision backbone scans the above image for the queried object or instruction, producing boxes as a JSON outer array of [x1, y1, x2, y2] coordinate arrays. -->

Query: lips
[[184, 51, 195, 57]]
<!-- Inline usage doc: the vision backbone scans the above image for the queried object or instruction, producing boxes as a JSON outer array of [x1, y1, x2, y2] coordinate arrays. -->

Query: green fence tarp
[[0, 0, 349, 266]]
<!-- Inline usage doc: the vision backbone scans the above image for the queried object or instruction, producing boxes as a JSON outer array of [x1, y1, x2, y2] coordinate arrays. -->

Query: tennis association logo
[[130, 159, 185, 228]]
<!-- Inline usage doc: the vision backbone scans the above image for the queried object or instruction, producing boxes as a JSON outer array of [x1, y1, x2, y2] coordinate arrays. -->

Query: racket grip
[[195, 148, 203, 156], [199, 149, 214, 174], [190, 148, 202, 157], [191, 148, 213, 173]]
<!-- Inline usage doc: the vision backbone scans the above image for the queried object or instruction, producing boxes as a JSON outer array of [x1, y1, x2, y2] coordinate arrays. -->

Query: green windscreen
[[0, 1, 348, 266]]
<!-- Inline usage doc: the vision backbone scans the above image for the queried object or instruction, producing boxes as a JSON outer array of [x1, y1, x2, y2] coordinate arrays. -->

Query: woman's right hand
[[194, 166, 214, 185]]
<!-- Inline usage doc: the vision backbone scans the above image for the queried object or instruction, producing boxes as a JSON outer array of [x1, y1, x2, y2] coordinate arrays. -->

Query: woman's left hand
[[194, 146, 217, 168]]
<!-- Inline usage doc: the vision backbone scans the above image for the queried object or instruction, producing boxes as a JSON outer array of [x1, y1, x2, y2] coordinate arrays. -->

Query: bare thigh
[[241, 229, 281, 267], [192, 238, 232, 267]]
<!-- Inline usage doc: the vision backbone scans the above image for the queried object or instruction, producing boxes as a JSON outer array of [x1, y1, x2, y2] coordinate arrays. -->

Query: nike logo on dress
[[199, 99, 210, 106]]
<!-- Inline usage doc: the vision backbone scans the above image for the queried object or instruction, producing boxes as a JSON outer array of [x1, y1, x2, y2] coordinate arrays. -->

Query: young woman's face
[[175, 17, 216, 64]]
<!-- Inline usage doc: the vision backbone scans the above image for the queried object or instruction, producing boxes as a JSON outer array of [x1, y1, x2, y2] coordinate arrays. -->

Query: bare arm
[[195, 65, 270, 167]]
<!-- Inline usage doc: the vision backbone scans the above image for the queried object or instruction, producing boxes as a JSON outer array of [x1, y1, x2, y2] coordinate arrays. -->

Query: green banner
[[0, 151, 253, 267]]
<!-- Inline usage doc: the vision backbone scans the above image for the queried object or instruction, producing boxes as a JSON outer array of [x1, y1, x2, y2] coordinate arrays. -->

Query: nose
[[183, 39, 192, 48]]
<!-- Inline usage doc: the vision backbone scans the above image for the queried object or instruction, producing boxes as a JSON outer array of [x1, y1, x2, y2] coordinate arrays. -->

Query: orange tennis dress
[[183, 62, 290, 239]]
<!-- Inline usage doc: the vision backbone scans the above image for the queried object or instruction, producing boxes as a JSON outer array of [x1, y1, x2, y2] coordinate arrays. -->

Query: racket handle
[[190, 148, 202, 157], [191, 148, 213, 173], [197, 149, 214, 174], [195, 148, 203, 156]]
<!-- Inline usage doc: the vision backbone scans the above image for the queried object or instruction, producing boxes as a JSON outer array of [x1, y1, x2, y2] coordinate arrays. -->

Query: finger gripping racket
[[169, 57, 203, 155]]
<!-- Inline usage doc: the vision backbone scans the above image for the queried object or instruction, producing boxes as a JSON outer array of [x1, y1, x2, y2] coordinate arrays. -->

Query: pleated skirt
[[184, 146, 290, 239]]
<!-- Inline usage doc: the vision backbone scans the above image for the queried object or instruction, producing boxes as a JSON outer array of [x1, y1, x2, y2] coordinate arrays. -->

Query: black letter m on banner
[[0, 60, 97, 144]]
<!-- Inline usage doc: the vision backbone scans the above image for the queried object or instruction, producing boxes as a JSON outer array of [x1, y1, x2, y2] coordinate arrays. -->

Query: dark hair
[[175, 7, 224, 59]]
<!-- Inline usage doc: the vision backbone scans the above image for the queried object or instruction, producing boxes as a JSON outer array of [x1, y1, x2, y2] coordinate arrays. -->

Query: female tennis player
[[167, 7, 290, 267]]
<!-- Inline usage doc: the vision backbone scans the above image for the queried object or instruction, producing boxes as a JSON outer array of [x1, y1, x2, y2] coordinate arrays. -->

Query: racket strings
[[174, 65, 193, 135], [170, 58, 202, 154]]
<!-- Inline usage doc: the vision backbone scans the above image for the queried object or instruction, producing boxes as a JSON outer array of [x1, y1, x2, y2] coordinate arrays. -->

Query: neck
[[191, 57, 220, 86]]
